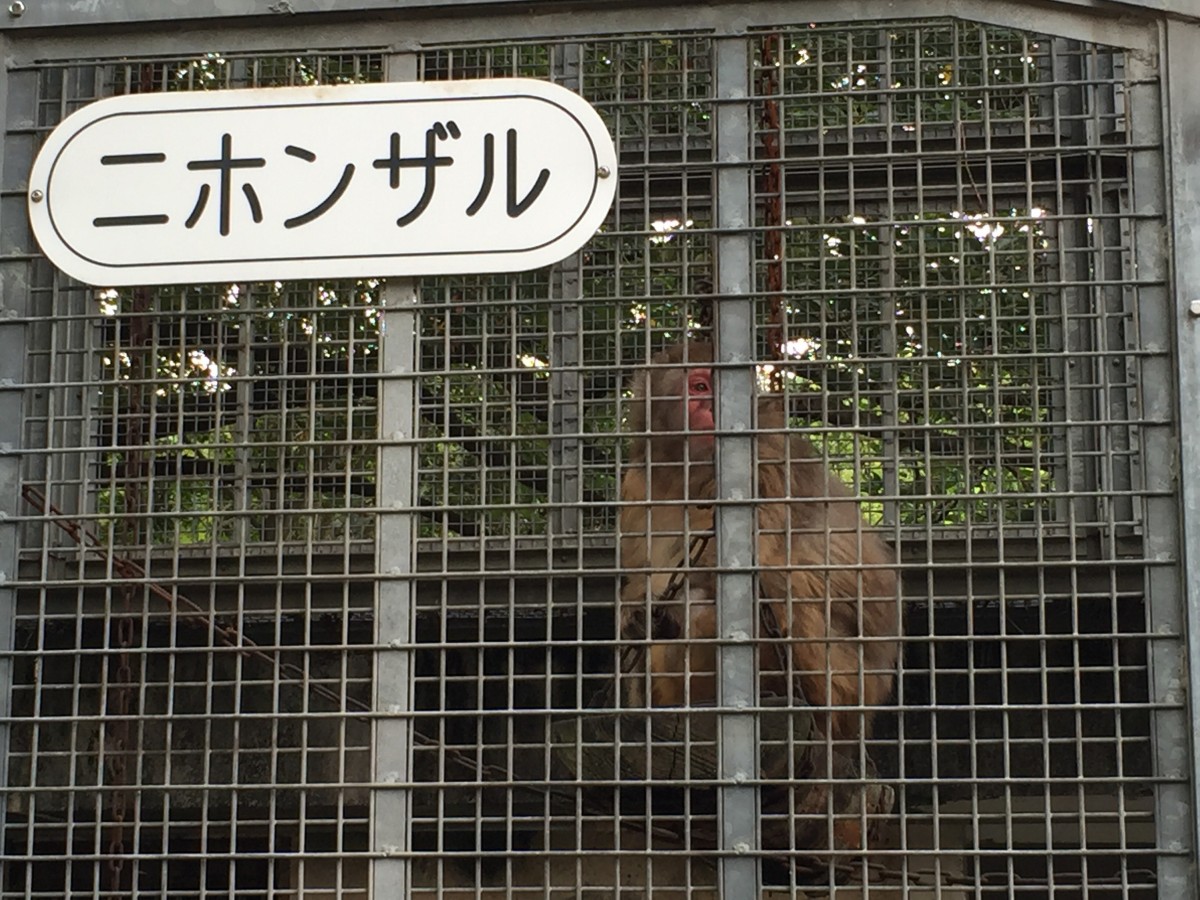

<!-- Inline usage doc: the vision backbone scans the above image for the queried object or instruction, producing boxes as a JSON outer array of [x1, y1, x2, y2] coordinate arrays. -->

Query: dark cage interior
[[1, 15, 1183, 900]]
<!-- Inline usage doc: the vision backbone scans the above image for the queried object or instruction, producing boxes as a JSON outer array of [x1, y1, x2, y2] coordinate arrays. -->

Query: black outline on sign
[[41, 92, 606, 274]]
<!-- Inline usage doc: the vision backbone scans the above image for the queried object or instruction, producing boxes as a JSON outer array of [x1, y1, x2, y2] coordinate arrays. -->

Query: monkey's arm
[[757, 528, 897, 741], [619, 465, 719, 706], [618, 466, 651, 625]]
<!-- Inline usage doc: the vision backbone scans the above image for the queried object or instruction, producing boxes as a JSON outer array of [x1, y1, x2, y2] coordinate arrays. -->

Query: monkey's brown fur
[[619, 341, 900, 743]]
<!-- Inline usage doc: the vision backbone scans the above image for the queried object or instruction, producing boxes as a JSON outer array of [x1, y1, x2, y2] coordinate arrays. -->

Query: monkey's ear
[[651, 339, 711, 366], [756, 394, 788, 428], [621, 369, 654, 464], [679, 340, 715, 365]]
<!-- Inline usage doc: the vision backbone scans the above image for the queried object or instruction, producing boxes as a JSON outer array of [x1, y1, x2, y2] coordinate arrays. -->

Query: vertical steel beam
[[1163, 18, 1200, 896], [0, 34, 19, 834], [713, 33, 761, 900], [371, 49, 420, 899], [1130, 28, 1196, 898], [551, 42, 583, 540]]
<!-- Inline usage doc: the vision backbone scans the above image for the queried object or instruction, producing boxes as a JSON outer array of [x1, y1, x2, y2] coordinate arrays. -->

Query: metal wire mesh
[[0, 15, 1184, 900]]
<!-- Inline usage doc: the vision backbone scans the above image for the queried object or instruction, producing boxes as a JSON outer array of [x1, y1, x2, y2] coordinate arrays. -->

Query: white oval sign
[[27, 79, 617, 285]]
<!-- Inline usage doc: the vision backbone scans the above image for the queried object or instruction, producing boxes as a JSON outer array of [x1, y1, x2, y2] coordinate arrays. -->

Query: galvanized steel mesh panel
[[0, 16, 1184, 900]]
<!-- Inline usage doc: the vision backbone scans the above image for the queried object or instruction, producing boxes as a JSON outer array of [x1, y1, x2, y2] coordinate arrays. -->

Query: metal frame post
[[371, 50, 421, 898], [0, 0, 1195, 33], [551, 42, 584, 541], [1164, 16, 1200, 896], [713, 32, 762, 900], [0, 30, 19, 827]]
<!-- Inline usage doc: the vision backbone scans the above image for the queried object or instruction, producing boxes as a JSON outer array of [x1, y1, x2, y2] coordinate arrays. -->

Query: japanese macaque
[[619, 341, 899, 743]]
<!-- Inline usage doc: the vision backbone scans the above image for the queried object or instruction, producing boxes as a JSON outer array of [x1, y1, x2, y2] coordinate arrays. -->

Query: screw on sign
[[26, 79, 618, 285]]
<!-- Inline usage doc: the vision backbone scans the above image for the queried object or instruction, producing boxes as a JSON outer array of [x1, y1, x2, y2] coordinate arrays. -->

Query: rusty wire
[[22, 484, 635, 828], [103, 285, 154, 896], [103, 68, 159, 896], [22, 483, 370, 716]]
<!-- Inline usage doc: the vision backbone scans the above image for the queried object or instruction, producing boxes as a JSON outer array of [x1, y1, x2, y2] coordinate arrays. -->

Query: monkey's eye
[[689, 378, 711, 395]]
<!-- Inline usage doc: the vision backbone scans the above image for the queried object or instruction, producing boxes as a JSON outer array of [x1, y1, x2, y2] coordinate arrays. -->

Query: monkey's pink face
[[686, 368, 715, 457]]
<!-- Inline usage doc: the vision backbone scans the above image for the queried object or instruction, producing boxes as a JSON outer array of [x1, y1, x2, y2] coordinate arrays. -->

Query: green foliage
[[89, 52, 384, 548], [771, 206, 1058, 527], [765, 22, 1043, 131], [93, 279, 380, 548], [583, 37, 713, 139], [422, 43, 553, 80], [83, 24, 1093, 547], [416, 273, 555, 537]]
